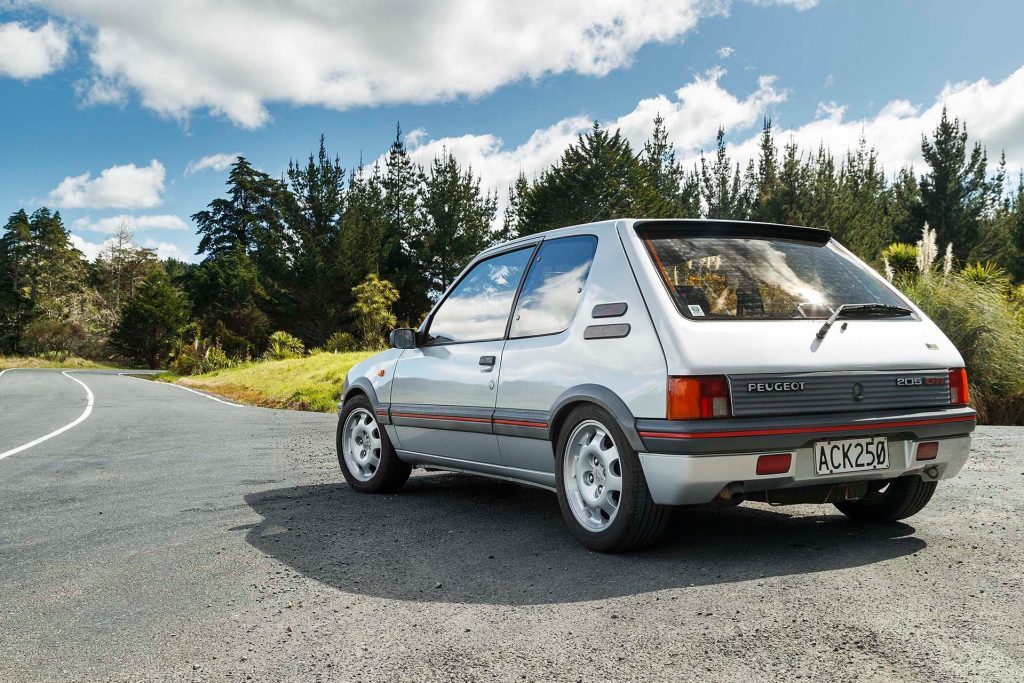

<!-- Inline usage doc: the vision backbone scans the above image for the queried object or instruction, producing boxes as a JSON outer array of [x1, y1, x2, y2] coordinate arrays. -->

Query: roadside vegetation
[[894, 229, 1024, 424], [0, 354, 112, 371], [2, 110, 1023, 420], [169, 350, 374, 412]]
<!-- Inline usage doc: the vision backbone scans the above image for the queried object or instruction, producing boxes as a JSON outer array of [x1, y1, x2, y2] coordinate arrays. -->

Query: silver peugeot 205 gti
[[337, 219, 976, 552]]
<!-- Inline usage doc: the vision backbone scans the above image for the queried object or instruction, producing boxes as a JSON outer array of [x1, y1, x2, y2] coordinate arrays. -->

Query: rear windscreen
[[642, 234, 907, 320]]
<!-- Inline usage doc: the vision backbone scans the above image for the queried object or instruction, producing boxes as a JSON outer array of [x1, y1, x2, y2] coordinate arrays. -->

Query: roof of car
[[484, 218, 831, 255]]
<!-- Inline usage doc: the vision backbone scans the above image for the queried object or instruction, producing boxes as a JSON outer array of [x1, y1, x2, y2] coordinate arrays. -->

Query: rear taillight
[[949, 368, 969, 406], [667, 376, 731, 420]]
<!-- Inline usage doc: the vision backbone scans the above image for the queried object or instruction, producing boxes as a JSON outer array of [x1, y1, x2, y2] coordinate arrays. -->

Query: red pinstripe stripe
[[493, 419, 547, 428], [391, 412, 491, 424], [638, 414, 975, 440]]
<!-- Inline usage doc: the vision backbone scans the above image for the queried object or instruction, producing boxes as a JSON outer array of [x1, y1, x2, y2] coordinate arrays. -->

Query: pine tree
[[637, 114, 697, 218], [801, 145, 840, 232], [93, 223, 159, 318], [833, 137, 891, 259], [26, 208, 85, 303], [0, 210, 33, 350], [918, 108, 990, 259], [380, 125, 429, 323], [1010, 174, 1024, 282], [188, 250, 270, 357], [193, 157, 290, 262], [749, 119, 784, 223], [888, 166, 922, 245], [497, 171, 530, 241], [521, 122, 644, 233], [776, 141, 809, 225], [972, 153, 1018, 270], [282, 136, 349, 345], [111, 268, 190, 368], [341, 161, 388, 281], [699, 128, 749, 220], [420, 151, 497, 294]]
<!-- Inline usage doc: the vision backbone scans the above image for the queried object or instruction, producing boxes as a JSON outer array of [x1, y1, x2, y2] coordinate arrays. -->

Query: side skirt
[[395, 450, 556, 492]]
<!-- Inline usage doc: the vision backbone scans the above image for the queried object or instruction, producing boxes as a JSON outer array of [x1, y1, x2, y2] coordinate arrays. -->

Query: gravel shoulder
[[0, 371, 1021, 682]]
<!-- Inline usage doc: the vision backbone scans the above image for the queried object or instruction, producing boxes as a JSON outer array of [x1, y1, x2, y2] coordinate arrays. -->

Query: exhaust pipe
[[714, 482, 745, 506]]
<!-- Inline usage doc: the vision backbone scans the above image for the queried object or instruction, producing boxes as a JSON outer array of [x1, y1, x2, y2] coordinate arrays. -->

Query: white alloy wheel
[[562, 419, 623, 532], [342, 408, 382, 482]]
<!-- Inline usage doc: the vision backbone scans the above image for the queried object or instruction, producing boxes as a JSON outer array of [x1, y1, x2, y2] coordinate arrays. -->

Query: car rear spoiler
[[633, 219, 831, 245]]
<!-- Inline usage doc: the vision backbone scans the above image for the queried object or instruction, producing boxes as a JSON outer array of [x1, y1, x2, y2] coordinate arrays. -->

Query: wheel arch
[[547, 384, 644, 452], [340, 377, 381, 413]]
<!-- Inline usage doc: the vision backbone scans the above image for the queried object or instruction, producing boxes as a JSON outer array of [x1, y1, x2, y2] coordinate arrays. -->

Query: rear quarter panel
[[496, 223, 668, 422]]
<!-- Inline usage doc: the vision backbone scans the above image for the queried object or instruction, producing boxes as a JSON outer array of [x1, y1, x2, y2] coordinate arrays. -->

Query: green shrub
[[960, 262, 1011, 293], [325, 330, 359, 353], [881, 243, 918, 279], [22, 318, 88, 356], [168, 334, 235, 375], [902, 274, 1024, 424], [263, 330, 305, 360], [351, 274, 399, 350]]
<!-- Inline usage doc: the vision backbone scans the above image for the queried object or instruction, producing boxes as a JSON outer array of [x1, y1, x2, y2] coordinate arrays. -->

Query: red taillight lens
[[949, 368, 969, 406], [756, 453, 792, 475], [667, 376, 731, 420], [916, 441, 939, 461]]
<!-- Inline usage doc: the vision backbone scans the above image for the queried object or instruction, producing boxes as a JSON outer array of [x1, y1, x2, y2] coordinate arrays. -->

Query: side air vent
[[592, 302, 628, 318], [584, 324, 631, 339]]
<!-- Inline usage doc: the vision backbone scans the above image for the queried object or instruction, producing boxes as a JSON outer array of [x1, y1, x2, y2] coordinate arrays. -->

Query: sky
[[2, 0, 1024, 263]]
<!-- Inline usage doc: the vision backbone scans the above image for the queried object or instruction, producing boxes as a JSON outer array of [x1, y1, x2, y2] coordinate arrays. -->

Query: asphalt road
[[1, 369, 1022, 682]]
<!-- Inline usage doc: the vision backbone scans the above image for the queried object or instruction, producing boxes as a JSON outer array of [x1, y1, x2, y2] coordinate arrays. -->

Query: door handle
[[479, 355, 496, 367]]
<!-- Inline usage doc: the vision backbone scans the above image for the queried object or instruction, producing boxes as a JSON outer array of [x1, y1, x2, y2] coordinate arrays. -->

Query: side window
[[510, 236, 597, 338], [426, 247, 533, 344]]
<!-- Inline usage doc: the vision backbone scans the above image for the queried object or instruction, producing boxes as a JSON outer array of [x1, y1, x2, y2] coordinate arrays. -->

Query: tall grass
[[902, 274, 1024, 424], [175, 350, 374, 412], [0, 354, 113, 370]]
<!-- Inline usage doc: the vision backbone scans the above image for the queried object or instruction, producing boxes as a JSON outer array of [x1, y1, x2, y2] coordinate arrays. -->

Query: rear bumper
[[636, 407, 975, 506]]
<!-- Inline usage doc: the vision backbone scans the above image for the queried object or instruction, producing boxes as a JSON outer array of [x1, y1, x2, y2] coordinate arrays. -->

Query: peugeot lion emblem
[[852, 382, 864, 401]]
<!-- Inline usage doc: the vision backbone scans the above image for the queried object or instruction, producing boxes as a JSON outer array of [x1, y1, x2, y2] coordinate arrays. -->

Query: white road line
[[0, 371, 95, 461], [117, 372, 245, 407]]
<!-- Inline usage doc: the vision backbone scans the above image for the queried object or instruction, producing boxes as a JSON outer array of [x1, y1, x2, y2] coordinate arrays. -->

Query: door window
[[510, 235, 598, 338], [426, 247, 533, 344]]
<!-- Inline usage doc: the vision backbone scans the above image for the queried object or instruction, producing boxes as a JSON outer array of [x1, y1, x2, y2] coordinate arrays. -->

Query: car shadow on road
[[243, 472, 926, 605]]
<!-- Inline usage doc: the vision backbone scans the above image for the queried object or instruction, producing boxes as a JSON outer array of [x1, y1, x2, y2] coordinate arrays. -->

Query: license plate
[[814, 436, 889, 475]]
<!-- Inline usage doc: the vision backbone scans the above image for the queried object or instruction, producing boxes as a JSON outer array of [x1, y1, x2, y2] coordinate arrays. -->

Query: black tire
[[834, 475, 937, 522], [555, 405, 670, 552], [337, 394, 411, 494]]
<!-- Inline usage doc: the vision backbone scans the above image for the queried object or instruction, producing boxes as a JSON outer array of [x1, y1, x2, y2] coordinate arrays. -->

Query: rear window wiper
[[816, 303, 913, 340]]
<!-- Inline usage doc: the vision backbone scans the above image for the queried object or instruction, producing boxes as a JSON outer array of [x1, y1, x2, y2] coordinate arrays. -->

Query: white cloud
[[724, 64, 1024, 176], [391, 63, 1024, 228], [48, 160, 165, 209], [716, 46, 734, 59], [31, 0, 815, 128], [69, 234, 109, 261], [748, 0, 819, 9], [0, 20, 69, 79], [70, 233, 196, 262], [397, 69, 785, 202], [141, 239, 196, 262], [184, 153, 241, 176], [76, 77, 128, 106], [72, 214, 188, 234], [382, 69, 784, 225]]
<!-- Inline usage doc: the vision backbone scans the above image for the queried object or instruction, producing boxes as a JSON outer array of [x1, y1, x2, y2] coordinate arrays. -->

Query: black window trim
[[506, 233, 599, 341]]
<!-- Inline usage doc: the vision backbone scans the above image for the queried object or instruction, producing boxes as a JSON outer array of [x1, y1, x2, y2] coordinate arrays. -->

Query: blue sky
[[2, 0, 1024, 262]]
